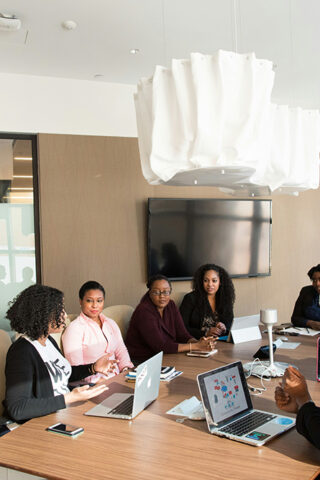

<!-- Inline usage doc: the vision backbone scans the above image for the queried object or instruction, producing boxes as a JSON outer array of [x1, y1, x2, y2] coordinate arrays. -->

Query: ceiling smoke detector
[[0, 13, 21, 31]]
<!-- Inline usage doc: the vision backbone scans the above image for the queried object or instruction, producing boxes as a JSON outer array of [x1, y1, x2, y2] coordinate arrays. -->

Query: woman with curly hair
[[4, 284, 115, 423], [180, 264, 235, 339]]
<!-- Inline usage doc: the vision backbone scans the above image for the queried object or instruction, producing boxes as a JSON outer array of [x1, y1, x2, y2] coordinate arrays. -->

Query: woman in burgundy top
[[125, 275, 216, 362]]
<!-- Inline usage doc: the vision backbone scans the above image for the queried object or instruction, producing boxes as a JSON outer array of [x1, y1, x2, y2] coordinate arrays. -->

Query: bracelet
[[90, 363, 96, 375], [122, 367, 129, 373]]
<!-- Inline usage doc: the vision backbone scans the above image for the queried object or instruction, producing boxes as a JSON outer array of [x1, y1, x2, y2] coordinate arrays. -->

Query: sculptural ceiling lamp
[[134, 50, 320, 196]]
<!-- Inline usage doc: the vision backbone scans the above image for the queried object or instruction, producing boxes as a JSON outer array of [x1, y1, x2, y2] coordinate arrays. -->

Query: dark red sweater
[[125, 293, 192, 362]]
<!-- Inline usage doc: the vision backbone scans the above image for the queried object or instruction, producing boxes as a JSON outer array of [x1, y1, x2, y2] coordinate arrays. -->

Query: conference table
[[0, 335, 319, 480]]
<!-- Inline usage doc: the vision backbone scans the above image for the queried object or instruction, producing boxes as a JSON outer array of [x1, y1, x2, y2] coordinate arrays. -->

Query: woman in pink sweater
[[62, 281, 133, 383]]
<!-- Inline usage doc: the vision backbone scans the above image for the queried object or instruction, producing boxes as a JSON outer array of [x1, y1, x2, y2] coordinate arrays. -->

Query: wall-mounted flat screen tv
[[147, 198, 272, 280]]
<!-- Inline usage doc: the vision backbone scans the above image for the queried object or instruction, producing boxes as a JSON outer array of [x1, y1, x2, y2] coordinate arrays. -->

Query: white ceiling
[[1, 0, 320, 108]]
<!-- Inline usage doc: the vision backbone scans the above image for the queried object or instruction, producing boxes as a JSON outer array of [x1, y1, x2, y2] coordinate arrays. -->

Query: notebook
[[197, 361, 295, 446], [85, 351, 163, 420]]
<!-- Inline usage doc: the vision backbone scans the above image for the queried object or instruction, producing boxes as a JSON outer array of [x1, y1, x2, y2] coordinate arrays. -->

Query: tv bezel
[[147, 197, 272, 281]]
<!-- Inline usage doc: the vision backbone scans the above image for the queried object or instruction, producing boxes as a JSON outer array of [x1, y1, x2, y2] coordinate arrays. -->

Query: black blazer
[[4, 336, 93, 423], [296, 402, 320, 449], [179, 291, 233, 339], [291, 285, 317, 327]]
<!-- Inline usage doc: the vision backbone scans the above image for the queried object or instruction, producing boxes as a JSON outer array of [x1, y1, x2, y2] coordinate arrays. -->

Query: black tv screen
[[147, 198, 272, 280]]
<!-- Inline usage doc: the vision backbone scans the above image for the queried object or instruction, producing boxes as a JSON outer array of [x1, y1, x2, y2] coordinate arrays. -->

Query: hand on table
[[207, 322, 226, 337], [65, 383, 108, 405], [195, 336, 217, 351], [306, 320, 320, 331]]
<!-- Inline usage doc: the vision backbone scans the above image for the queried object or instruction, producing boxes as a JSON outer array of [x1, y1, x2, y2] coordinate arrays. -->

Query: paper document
[[284, 327, 319, 337], [277, 342, 300, 350], [166, 396, 202, 416]]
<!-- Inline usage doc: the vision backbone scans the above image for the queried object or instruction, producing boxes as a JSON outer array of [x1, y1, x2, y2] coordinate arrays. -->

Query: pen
[[306, 328, 310, 333]]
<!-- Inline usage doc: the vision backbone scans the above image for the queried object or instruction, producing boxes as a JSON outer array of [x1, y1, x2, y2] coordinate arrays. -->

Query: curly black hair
[[192, 264, 235, 320], [308, 264, 320, 279], [6, 284, 65, 341]]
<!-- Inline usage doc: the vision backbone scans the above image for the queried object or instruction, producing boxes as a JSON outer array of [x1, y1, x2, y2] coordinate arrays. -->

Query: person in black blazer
[[291, 264, 320, 330], [180, 264, 235, 339], [275, 366, 320, 449], [3, 284, 116, 423]]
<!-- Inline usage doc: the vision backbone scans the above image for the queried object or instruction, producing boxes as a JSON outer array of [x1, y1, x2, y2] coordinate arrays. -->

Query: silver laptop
[[197, 361, 295, 446], [85, 351, 163, 420]]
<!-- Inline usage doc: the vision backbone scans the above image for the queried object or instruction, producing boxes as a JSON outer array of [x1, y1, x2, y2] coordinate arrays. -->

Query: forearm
[[296, 402, 320, 449], [5, 394, 66, 423], [69, 364, 93, 382]]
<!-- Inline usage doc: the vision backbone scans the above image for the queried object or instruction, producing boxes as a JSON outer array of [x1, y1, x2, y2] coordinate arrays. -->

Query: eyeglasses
[[150, 289, 172, 296]]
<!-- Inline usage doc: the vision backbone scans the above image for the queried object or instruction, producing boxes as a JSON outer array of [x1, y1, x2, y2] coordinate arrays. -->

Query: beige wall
[[38, 134, 319, 322]]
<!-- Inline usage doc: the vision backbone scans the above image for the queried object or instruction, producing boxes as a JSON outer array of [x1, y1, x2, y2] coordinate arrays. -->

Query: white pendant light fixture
[[134, 50, 320, 195]]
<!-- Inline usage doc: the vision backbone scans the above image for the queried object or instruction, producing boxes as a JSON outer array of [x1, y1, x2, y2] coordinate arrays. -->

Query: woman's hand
[[207, 322, 226, 337], [306, 320, 320, 331], [275, 385, 298, 414], [94, 354, 119, 376], [194, 336, 217, 351], [64, 383, 108, 405]]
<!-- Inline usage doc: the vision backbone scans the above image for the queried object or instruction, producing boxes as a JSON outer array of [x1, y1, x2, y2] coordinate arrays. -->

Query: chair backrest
[[0, 329, 12, 415], [50, 314, 74, 351], [171, 291, 188, 308], [102, 305, 134, 337]]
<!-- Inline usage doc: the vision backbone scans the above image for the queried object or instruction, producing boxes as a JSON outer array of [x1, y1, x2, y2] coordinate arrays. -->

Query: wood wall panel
[[38, 134, 320, 323]]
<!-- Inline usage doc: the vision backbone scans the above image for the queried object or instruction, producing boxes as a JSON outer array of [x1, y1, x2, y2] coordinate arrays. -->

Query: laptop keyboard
[[109, 395, 134, 416], [219, 411, 276, 436]]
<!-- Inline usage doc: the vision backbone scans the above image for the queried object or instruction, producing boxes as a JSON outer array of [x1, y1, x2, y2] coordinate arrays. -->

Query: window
[[0, 134, 41, 338]]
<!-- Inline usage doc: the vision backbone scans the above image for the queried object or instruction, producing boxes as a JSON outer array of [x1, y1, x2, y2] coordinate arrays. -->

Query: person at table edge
[[291, 264, 320, 330], [275, 366, 320, 449]]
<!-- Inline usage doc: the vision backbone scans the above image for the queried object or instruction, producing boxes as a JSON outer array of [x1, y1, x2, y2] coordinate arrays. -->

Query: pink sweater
[[62, 312, 133, 382]]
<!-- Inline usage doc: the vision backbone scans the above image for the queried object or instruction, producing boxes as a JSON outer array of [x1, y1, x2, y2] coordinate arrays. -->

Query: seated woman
[[125, 274, 216, 363], [275, 366, 320, 449], [291, 264, 320, 330], [4, 284, 113, 423], [180, 264, 235, 339], [62, 281, 133, 382]]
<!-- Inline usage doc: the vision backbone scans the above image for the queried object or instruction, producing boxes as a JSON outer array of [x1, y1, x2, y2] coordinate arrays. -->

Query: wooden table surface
[[0, 335, 319, 480]]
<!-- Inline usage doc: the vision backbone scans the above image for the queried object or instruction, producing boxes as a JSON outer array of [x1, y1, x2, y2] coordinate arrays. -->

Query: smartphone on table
[[47, 423, 84, 437]]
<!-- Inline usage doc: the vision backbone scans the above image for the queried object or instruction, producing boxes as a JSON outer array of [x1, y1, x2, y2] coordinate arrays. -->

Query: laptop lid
[[228, 315, 261, 344], [197, 361, 253, 430], [131, 351, 163, 418]]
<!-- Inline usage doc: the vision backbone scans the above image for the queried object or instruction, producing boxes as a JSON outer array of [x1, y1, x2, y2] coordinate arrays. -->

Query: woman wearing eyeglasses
[[125, 274, 216, 363]]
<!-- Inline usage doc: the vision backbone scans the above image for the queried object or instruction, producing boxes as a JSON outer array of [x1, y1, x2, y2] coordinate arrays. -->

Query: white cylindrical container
[[260, 309, 277, 325]]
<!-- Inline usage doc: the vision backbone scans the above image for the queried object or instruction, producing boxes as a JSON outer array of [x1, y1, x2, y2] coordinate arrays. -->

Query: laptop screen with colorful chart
[[197, 361, 295, 446]]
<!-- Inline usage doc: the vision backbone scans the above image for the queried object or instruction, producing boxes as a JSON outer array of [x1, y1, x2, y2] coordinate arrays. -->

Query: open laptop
[[85, 351, 162, 420], [197, 361, 295, 446]]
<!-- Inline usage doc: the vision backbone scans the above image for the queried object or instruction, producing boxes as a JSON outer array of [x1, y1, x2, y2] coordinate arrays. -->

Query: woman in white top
[[4, 284, 114, 423]]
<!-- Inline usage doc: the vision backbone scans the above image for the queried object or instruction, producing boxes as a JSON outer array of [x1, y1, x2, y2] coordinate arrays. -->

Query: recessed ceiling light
[[130, 48, 140, 55], [0, 13, 21, 31], [61, 20, 77, 30]]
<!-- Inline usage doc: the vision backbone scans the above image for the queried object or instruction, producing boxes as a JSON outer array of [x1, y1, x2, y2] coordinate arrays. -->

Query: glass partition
[[0, 134, 40, 339]]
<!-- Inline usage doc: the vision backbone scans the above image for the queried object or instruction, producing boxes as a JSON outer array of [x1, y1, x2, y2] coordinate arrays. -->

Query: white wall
[[0, 73, 137, 137]]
